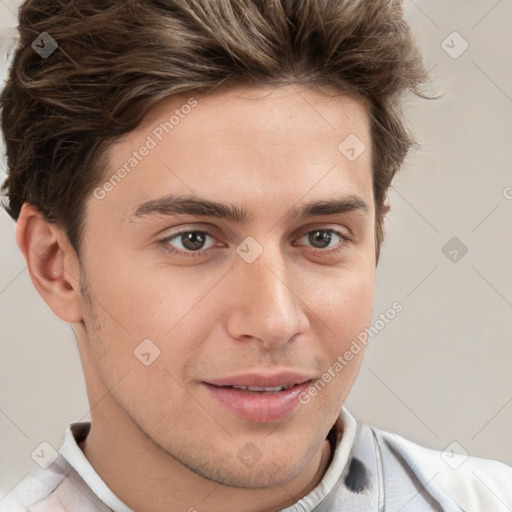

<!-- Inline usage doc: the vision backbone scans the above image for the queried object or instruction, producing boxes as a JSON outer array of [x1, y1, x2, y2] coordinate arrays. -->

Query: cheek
[[302, 265, 375, 397], [81, 258, 218, 390], [305, 264, 375, 336], [83, 248, 183, 338], [304, 271, 374, 404]]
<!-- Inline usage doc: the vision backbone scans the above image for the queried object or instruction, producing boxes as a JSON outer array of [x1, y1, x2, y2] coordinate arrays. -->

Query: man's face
[[78, 84, 376, 487]]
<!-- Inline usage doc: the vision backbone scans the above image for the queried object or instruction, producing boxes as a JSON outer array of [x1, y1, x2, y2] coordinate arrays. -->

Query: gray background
[[1, 0, 511, 497]]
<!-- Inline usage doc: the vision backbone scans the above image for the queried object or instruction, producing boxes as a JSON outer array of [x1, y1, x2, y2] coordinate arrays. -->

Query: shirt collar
[[280, 407, 357, 511], [60, 422, 133, 512]]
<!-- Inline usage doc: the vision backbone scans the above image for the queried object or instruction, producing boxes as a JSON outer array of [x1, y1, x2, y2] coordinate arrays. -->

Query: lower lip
[[202, 381, 311, 423]]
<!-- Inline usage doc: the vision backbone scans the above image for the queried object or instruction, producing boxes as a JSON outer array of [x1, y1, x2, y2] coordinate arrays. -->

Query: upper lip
[[204, 371, 313, 388]]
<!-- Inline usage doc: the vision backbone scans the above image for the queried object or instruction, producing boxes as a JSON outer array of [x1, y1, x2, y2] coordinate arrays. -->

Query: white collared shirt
[[1, 408, 511, 511]]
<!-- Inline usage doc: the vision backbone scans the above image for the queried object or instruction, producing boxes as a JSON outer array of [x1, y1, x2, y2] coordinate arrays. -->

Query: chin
[[170, 439, 310, 489], [208, 457, 305, 489]]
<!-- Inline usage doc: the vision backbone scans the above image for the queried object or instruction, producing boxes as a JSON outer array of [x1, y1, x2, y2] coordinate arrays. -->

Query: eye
[[158, 227, 353, 259], [159, 229, 218, 257], [294, 229, 352, 255]]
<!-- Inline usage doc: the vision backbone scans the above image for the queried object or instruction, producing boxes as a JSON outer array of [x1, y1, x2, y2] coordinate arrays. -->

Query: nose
[[224, 243, 309, 349]]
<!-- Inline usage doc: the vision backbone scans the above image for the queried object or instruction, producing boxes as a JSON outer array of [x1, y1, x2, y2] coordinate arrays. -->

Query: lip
[[202, 371, 313, 423]]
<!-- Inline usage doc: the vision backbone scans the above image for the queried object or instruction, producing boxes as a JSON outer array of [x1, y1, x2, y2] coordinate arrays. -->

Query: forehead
[[137, 84, 371, 153], [92, 84, 373, 223]]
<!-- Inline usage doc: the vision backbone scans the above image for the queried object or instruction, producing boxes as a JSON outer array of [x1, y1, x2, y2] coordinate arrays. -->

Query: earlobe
[[383, 200, 390, 234], [383, 198, 391, 214], [16, 203, 83, 323]]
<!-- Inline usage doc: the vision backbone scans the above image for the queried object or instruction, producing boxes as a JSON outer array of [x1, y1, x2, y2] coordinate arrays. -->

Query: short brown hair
[[1, 0, 436, 263]]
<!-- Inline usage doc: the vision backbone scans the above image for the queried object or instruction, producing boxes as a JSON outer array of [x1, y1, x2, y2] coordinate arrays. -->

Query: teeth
[[230, 384, 294, 392]]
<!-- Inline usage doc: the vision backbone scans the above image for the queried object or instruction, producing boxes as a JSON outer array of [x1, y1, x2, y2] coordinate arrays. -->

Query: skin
[[17, 84, 377, 512]]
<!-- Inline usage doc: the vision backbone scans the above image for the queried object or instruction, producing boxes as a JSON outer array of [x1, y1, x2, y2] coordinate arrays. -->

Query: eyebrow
[[125, 193, 369, 224]]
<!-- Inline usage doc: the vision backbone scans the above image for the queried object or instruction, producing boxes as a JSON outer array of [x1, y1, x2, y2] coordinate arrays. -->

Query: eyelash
[[158, 227, 353, 259]]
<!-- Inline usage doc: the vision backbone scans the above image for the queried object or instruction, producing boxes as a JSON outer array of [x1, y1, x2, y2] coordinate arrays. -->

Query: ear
[[16, 203, 83, 323], [382, 198, 391, 237]]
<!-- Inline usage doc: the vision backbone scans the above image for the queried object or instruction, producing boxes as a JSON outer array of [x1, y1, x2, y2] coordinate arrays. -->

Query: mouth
[[202, 372, 313, 423], [226, 384, 297, 393]]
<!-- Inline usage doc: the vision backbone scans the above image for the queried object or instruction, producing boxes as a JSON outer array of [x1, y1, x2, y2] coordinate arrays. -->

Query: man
[[0, 0, 510, 510]]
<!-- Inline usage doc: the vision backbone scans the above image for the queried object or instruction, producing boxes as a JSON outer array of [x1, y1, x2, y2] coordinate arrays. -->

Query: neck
[[80, 398, 333, 512]]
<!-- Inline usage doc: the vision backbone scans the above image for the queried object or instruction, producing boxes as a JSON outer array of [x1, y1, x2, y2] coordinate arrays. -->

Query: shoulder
[[376, 427, 512, 511], [0, 454, 110, 512], [0, 455, 71, 511]]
